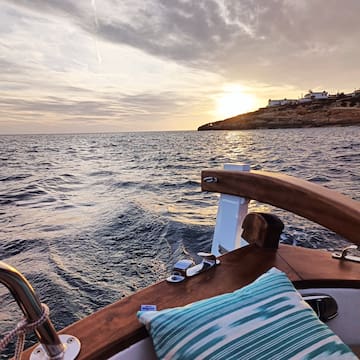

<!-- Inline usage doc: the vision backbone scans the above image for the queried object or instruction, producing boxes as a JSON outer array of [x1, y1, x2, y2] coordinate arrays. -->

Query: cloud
[[0, 93, 169, 118], [0, 90, 210, 132], [5, 0, 360, 89], [1, 0, 360, 133], [0, 59, 26, 75]]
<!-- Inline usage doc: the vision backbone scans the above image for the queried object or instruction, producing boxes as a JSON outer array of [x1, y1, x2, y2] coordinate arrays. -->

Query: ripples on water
[[0, 127, 359, 356]]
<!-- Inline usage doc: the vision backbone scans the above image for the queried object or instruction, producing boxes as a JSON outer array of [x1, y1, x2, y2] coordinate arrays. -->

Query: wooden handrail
[[202, 169, 360, 245]]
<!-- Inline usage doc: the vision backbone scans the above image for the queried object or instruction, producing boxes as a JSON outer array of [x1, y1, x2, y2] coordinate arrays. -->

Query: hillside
[[198, 94, 360, 131]]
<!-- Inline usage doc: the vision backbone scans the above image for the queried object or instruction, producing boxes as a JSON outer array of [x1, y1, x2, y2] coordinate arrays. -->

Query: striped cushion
[[137, 268, 356, 360]]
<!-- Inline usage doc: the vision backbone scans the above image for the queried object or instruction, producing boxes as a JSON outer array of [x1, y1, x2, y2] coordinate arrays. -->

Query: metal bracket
[[332, 245, 360, 263], [30, 335, 81, 360], [203, 176, 218, 183], [302, 294, 338, 322], [167, 253, 220, 283], [166, 259, 194, 283]]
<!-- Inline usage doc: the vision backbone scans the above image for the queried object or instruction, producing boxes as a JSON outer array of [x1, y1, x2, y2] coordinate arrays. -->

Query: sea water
[[0, 127, 359, 357]]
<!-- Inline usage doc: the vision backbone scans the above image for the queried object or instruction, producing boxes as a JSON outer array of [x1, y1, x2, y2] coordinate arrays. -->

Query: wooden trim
[[202, 169, 360, 245], [278, 245, 360, 288], [21, 245, 360, 359]]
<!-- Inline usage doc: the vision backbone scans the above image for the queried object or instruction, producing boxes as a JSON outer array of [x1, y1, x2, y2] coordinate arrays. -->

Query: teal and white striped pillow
[[138, 268, 356, 360]]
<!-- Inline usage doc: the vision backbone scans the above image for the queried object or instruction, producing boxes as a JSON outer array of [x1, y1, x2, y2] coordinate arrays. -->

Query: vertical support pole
[[211, 164, 250, 256], [0, 261, 65, 359]]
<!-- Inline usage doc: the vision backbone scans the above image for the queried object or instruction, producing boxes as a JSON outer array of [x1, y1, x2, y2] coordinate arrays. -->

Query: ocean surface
[[0, 127, 359, 357]]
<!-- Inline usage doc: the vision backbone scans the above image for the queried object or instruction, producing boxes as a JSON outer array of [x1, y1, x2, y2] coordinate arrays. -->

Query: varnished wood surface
[[278, 245, 360, 288], [202, 169, 360, 245], [21, 244, 360, 360], [242, 212, 284, 248]]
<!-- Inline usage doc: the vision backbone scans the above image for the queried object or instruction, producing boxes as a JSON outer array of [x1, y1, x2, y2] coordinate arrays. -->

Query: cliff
[[198, 94, 360, 131]]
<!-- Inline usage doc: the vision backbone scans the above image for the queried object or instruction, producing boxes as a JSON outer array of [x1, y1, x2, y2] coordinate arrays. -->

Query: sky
[[1, 0, 360, 134]]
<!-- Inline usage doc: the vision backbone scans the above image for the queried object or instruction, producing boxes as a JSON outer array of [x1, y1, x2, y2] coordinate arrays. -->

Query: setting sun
[[216, 85, 257, 119]]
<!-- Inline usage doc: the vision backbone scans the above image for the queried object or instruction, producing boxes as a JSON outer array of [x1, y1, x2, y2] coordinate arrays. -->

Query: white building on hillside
[[268, 89, 331, 107], [268, 99, 297, 107], [303, 90, 329, 100]]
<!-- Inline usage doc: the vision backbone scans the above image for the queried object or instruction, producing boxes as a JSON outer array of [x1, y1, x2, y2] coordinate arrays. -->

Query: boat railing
[[202, 168, 360, 247], [0, 261, 80, 359]]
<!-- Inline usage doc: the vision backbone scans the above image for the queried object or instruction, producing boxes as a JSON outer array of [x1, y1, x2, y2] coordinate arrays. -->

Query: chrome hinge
[[167, 253, 220, 283], [332, 245, 360, 263]]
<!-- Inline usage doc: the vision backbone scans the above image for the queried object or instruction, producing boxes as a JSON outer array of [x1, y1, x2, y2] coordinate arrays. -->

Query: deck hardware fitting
[[203, 176, 218, 183], [167, 253, 220, 283], [30, 335, 81, 360], [0, 261, 73, 359], [332, 245, 360, 263]]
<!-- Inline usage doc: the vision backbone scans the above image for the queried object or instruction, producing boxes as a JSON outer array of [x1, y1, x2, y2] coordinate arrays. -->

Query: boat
[[1, 164, 359, 359]]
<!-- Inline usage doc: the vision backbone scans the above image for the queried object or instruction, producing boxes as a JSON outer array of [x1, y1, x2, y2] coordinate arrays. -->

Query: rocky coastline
[[198, 94, 360, 131]]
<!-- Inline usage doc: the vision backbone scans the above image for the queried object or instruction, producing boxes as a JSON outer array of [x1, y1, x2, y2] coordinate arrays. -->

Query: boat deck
[[21, 244, 360, 359]]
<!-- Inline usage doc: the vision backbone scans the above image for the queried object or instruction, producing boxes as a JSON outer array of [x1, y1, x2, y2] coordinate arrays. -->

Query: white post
[[211, 164, 250, 256]]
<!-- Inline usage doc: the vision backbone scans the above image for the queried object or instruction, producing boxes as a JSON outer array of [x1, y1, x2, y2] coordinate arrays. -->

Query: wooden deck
[[21, 244, 360, 360]]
